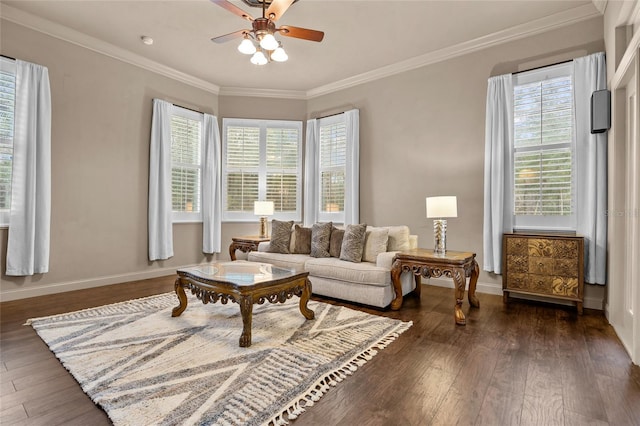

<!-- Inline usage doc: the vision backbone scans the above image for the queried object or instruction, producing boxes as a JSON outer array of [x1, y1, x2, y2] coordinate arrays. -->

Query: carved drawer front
[[528, 239, 554, 258], [527, 274, 553, 293], [553, 240, 579, 259], [507, 273, 528, 290], [554, 258, 578, 277], [506, 238, 528, 255], [529, 257, 554, 275], [552, 277, 579, 297], [506, 255, 528, 273]]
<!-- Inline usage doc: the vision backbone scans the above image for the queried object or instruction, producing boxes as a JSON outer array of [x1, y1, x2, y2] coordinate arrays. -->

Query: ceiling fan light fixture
[[259, 33, 278, 50], [271, 45, 288, 62], [238, 37, 256, 54], [250, 50, 268, 65]]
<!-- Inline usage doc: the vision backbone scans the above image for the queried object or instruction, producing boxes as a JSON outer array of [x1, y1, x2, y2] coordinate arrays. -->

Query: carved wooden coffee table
[[172, 261, 314, 347]]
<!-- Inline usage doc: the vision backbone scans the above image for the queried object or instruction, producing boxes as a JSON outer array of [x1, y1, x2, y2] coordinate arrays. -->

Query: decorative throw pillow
[[292, 225, 312, 254], [329, 227, 344, 258], [340, 223, 367, 263], [267, 219, 294, 254], [310, 222, 332, 258], [362, 227, 390, 263], [387, 225, 410, 251]]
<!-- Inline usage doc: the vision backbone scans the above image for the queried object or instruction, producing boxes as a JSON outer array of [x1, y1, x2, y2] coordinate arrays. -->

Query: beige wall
[[307, 16, 604, 298], [0, 21, 219, 297], [1, 15, 607, 304]]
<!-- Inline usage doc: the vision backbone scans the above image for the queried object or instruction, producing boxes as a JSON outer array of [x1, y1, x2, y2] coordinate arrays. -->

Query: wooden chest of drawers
[[502, 233, 584, 313]]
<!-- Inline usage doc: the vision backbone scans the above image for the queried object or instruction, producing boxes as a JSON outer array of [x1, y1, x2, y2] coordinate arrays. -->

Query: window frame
[[512, 62, 576, 232], [0, 57, 16, 227], [170, 106, 204, 224], [316, 114, 347, 224], [221, 118, 302, 222]]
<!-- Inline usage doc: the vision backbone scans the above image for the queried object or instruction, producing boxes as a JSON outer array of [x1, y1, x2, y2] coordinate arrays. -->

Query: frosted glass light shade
[[254, 201, 274, 216], [250, 50, 268, 65], [260, 33, 278, 50], [426, 196, 458, 218], [238, 38, 256, 55], [271, 46, 288, 62]]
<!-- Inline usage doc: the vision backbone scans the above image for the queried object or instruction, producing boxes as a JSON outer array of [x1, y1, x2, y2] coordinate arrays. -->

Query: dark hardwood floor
[[1, 277, 639, 425]]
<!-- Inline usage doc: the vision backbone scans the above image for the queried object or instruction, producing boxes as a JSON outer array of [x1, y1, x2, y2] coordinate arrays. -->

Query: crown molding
[[306, 3, 602, 99], [0, 4, 221, 95], [219, 86, 307, 100], [591, 0, 608, 15]]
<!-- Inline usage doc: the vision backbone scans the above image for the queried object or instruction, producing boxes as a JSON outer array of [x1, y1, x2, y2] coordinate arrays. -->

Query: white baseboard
[[0, 264, 203, 302], [425, 277, 604, 310]]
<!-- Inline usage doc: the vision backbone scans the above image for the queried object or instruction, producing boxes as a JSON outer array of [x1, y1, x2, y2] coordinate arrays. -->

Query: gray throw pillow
[[267, 219, 293, 254], [329, 227, 344, 258], [340, 223, 367, 263], [310, 222, 332, 258], [292, 225, 312, 254]]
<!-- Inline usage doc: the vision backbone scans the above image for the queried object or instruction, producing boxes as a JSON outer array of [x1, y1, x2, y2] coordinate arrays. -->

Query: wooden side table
[[229, 236, 270, 261], [390, 248, 480, 325]]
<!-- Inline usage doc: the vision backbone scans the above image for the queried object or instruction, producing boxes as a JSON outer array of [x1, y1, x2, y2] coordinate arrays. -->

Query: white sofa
[[247, 226, 418, 308]]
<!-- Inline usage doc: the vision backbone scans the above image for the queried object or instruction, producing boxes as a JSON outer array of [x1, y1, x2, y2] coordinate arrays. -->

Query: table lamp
[[254, 201, 274, 238], [426, 196, 458, 255]]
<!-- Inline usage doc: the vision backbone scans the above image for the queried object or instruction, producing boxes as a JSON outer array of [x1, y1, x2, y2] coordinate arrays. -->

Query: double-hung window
[[317, 115, 346, 223], [222, 118, 302, 222], [512, 63, 575, 230], [171, 107, 204, 223], [0, 57, 16, 227]]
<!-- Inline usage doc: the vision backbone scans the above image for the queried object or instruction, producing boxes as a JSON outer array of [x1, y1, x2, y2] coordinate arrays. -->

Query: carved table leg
[[390, 259, 404, 310], [299, 278, 315, 320], [453, 267, 467, 325], [229, 242, 238, 261], [413, 274, 422, 298], [239, 295, 254, 347], [468, 260, 480, 308], [171, 278, 188, 317]]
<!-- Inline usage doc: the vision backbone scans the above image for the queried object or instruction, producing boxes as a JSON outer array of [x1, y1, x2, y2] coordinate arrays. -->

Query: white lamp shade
[[426, 196, 458, 218], [254, 201, 274, 216], [271, 46, 288, 62], [250, 50, 268, 65], [238, 38, 256, 55], [259, 33, 278, 51]]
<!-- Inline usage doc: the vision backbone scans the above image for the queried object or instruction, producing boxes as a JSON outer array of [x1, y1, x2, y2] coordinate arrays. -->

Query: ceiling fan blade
[[278, 25, 324, 42], [209, 0, 253, 21], [265, 0, 295, 21], [211, 29, 250, 44]]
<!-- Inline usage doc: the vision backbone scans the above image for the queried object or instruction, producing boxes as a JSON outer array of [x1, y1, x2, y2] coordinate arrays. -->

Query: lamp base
[[259, 216, 268, 238], [433, 219, 447, 255]]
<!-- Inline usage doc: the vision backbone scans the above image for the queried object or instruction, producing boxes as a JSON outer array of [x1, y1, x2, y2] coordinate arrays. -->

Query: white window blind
[[0, 57, 16, 226], [171, 107, 203, 222], [318, 116, 346, 222], [513, 63, 575, 230], [222, 118, 302, 222]]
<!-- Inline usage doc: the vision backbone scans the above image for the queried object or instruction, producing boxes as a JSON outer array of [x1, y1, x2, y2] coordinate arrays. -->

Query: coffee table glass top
[[178, 261, 301, 286]]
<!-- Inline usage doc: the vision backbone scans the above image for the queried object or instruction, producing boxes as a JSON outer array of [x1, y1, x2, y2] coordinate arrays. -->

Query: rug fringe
[[264, 320, 412, 426]]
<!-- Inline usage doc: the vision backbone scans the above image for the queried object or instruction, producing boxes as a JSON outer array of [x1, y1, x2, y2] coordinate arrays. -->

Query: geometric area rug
[[27, 292, 412, 426]]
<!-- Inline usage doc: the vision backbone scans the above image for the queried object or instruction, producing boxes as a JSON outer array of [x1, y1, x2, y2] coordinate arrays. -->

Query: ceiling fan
[[210, 0, 324, 64]]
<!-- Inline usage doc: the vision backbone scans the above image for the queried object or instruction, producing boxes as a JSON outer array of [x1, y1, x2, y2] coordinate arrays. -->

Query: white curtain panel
[[482, 74, 514, 274], [148, 99, 174, 261], [202, 113, 221, 254], [344, 109, 360, 226], [574, 52, 607, 285], [6, 60, 52, 276], [303, 119, 318, 226]]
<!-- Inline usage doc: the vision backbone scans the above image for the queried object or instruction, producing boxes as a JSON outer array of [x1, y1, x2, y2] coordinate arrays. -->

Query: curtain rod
[[316, 111, 344, 120], [172, 102, 205, 115], [1, 54, 16, 61], [513, 58, 573, 75]]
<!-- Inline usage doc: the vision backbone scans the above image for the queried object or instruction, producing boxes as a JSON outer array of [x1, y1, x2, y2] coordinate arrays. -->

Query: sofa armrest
[[377, 251, 399, 269], [257, 241, 270, 252], [409, 234, 418, 249]]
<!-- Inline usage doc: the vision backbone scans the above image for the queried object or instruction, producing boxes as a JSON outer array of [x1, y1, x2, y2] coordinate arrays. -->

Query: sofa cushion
[[292, 225, 312, 254], [310, 222, 332, 258], [247, 251, 309, 271], [387, 225, 410, 251], [268, 219, 294, 254], [330, 228, 344, 258], [340, 223, 367, 263], [304, 257, 391, 287], [363, 227, 390, 263]]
